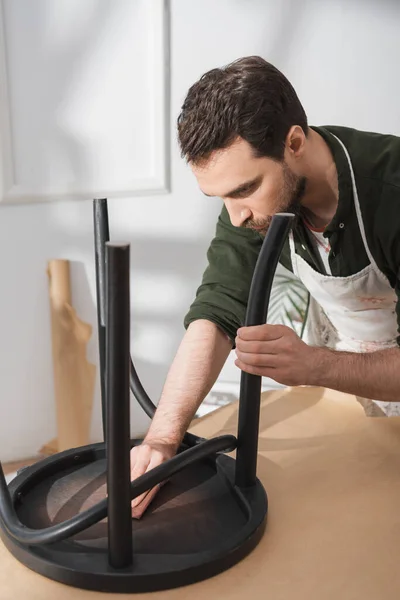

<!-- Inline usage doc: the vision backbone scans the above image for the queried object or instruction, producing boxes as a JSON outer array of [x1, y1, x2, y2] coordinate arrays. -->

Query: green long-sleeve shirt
[[184, 125, 400, 345]]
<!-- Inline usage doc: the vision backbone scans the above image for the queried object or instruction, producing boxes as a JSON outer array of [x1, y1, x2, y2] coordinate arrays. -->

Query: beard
[[245, 164, 306, 236]]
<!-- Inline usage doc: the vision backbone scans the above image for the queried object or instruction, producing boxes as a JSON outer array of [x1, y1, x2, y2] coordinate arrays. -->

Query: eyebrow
[[202, 176, 262, 199]]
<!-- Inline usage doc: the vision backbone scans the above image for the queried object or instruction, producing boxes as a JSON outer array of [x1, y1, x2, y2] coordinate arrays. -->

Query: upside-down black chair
[[0, 200, 294, 593]]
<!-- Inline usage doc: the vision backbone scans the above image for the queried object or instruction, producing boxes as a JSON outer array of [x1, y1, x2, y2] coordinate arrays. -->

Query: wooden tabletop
[[1, 386, 400, 599]]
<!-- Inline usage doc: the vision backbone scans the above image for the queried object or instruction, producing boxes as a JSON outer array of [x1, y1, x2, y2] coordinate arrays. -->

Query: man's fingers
[[130, 450, 151, 481], [236, 324, 287, 342], [131, 488, 150, 510], [235, 351, 279, 368], [130, 448, 152, 509], [147, 452, 167, 473], [131, 471, 151, 509], [130, 449, 166, 510], [133, 453, 167, 509], [235, 358, 275, 377], [235, 338, 282, 355]]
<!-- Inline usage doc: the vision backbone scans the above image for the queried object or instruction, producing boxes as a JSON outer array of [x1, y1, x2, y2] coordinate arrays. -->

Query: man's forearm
[[145, 319, 232, 448], [309, 346, 400, 402]]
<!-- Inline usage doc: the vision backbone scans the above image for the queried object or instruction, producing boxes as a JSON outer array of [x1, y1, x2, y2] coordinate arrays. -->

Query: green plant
[[268, 267, 309, 337]]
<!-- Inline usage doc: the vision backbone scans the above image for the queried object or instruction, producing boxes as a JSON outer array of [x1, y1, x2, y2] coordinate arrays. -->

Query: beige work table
[[1, 386, 400, 599]]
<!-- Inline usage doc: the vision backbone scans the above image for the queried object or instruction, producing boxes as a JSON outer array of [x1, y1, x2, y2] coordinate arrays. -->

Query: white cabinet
[[0, 0, 169, 204]]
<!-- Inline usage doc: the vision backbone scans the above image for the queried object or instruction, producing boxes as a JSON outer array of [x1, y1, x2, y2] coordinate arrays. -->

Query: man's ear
[[285, 125, 306, 158]]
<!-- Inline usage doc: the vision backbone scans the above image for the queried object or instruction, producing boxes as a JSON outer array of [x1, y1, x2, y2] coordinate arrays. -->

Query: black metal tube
[[106, 243, 133, 568], [92, 199, 202, 449], [0, 434, 236, 546], [93, 199, 110, 441], [235, 213, 295, 488], [129, 359, 158, 419]]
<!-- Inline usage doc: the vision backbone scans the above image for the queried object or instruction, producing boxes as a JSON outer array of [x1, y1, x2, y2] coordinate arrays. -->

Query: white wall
[[1, 0, 400, 461]]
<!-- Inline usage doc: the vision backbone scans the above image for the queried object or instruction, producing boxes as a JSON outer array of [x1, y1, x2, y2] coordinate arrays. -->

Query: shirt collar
[[309, 126, 354, 237]]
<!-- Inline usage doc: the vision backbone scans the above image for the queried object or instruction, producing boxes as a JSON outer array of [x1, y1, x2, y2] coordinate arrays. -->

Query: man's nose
[[225, 202, 251, 227]]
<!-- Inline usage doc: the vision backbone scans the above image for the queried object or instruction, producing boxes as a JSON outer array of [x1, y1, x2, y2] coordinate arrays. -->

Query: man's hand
[[235, 324, 317, 386], [127, 319, 231, 518], [235, 325, 400, 403], [130, 439, 177, 515]]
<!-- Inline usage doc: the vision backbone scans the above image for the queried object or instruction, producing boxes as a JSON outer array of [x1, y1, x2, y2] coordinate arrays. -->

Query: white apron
[[289, 134, 400, 416]]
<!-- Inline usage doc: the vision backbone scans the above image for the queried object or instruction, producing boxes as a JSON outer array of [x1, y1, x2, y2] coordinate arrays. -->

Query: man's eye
[[235, 187, 254, 199]]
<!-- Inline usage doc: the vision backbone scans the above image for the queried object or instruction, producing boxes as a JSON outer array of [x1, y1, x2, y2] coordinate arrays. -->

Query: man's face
[[191, 137, 306, 235]]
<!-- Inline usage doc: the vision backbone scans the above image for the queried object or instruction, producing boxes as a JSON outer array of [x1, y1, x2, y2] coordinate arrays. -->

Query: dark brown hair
[[177, 56, 308, 164]]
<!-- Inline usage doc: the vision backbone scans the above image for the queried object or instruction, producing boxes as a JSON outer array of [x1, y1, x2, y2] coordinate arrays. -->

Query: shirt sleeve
[[183, 205, 263, 344]]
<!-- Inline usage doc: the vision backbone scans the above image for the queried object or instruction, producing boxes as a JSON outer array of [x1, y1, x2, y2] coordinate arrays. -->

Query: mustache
[[244, 210, 300, 235], [244, 217, 272, 232]]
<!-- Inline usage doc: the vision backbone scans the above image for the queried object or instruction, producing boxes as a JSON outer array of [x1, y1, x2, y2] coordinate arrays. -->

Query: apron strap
[[288, 231, 300, 278], [330, 133, 379, 270]]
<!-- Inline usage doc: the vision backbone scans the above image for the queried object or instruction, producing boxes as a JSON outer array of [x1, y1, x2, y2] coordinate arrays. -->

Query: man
[[130, 56, 400, 509]]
